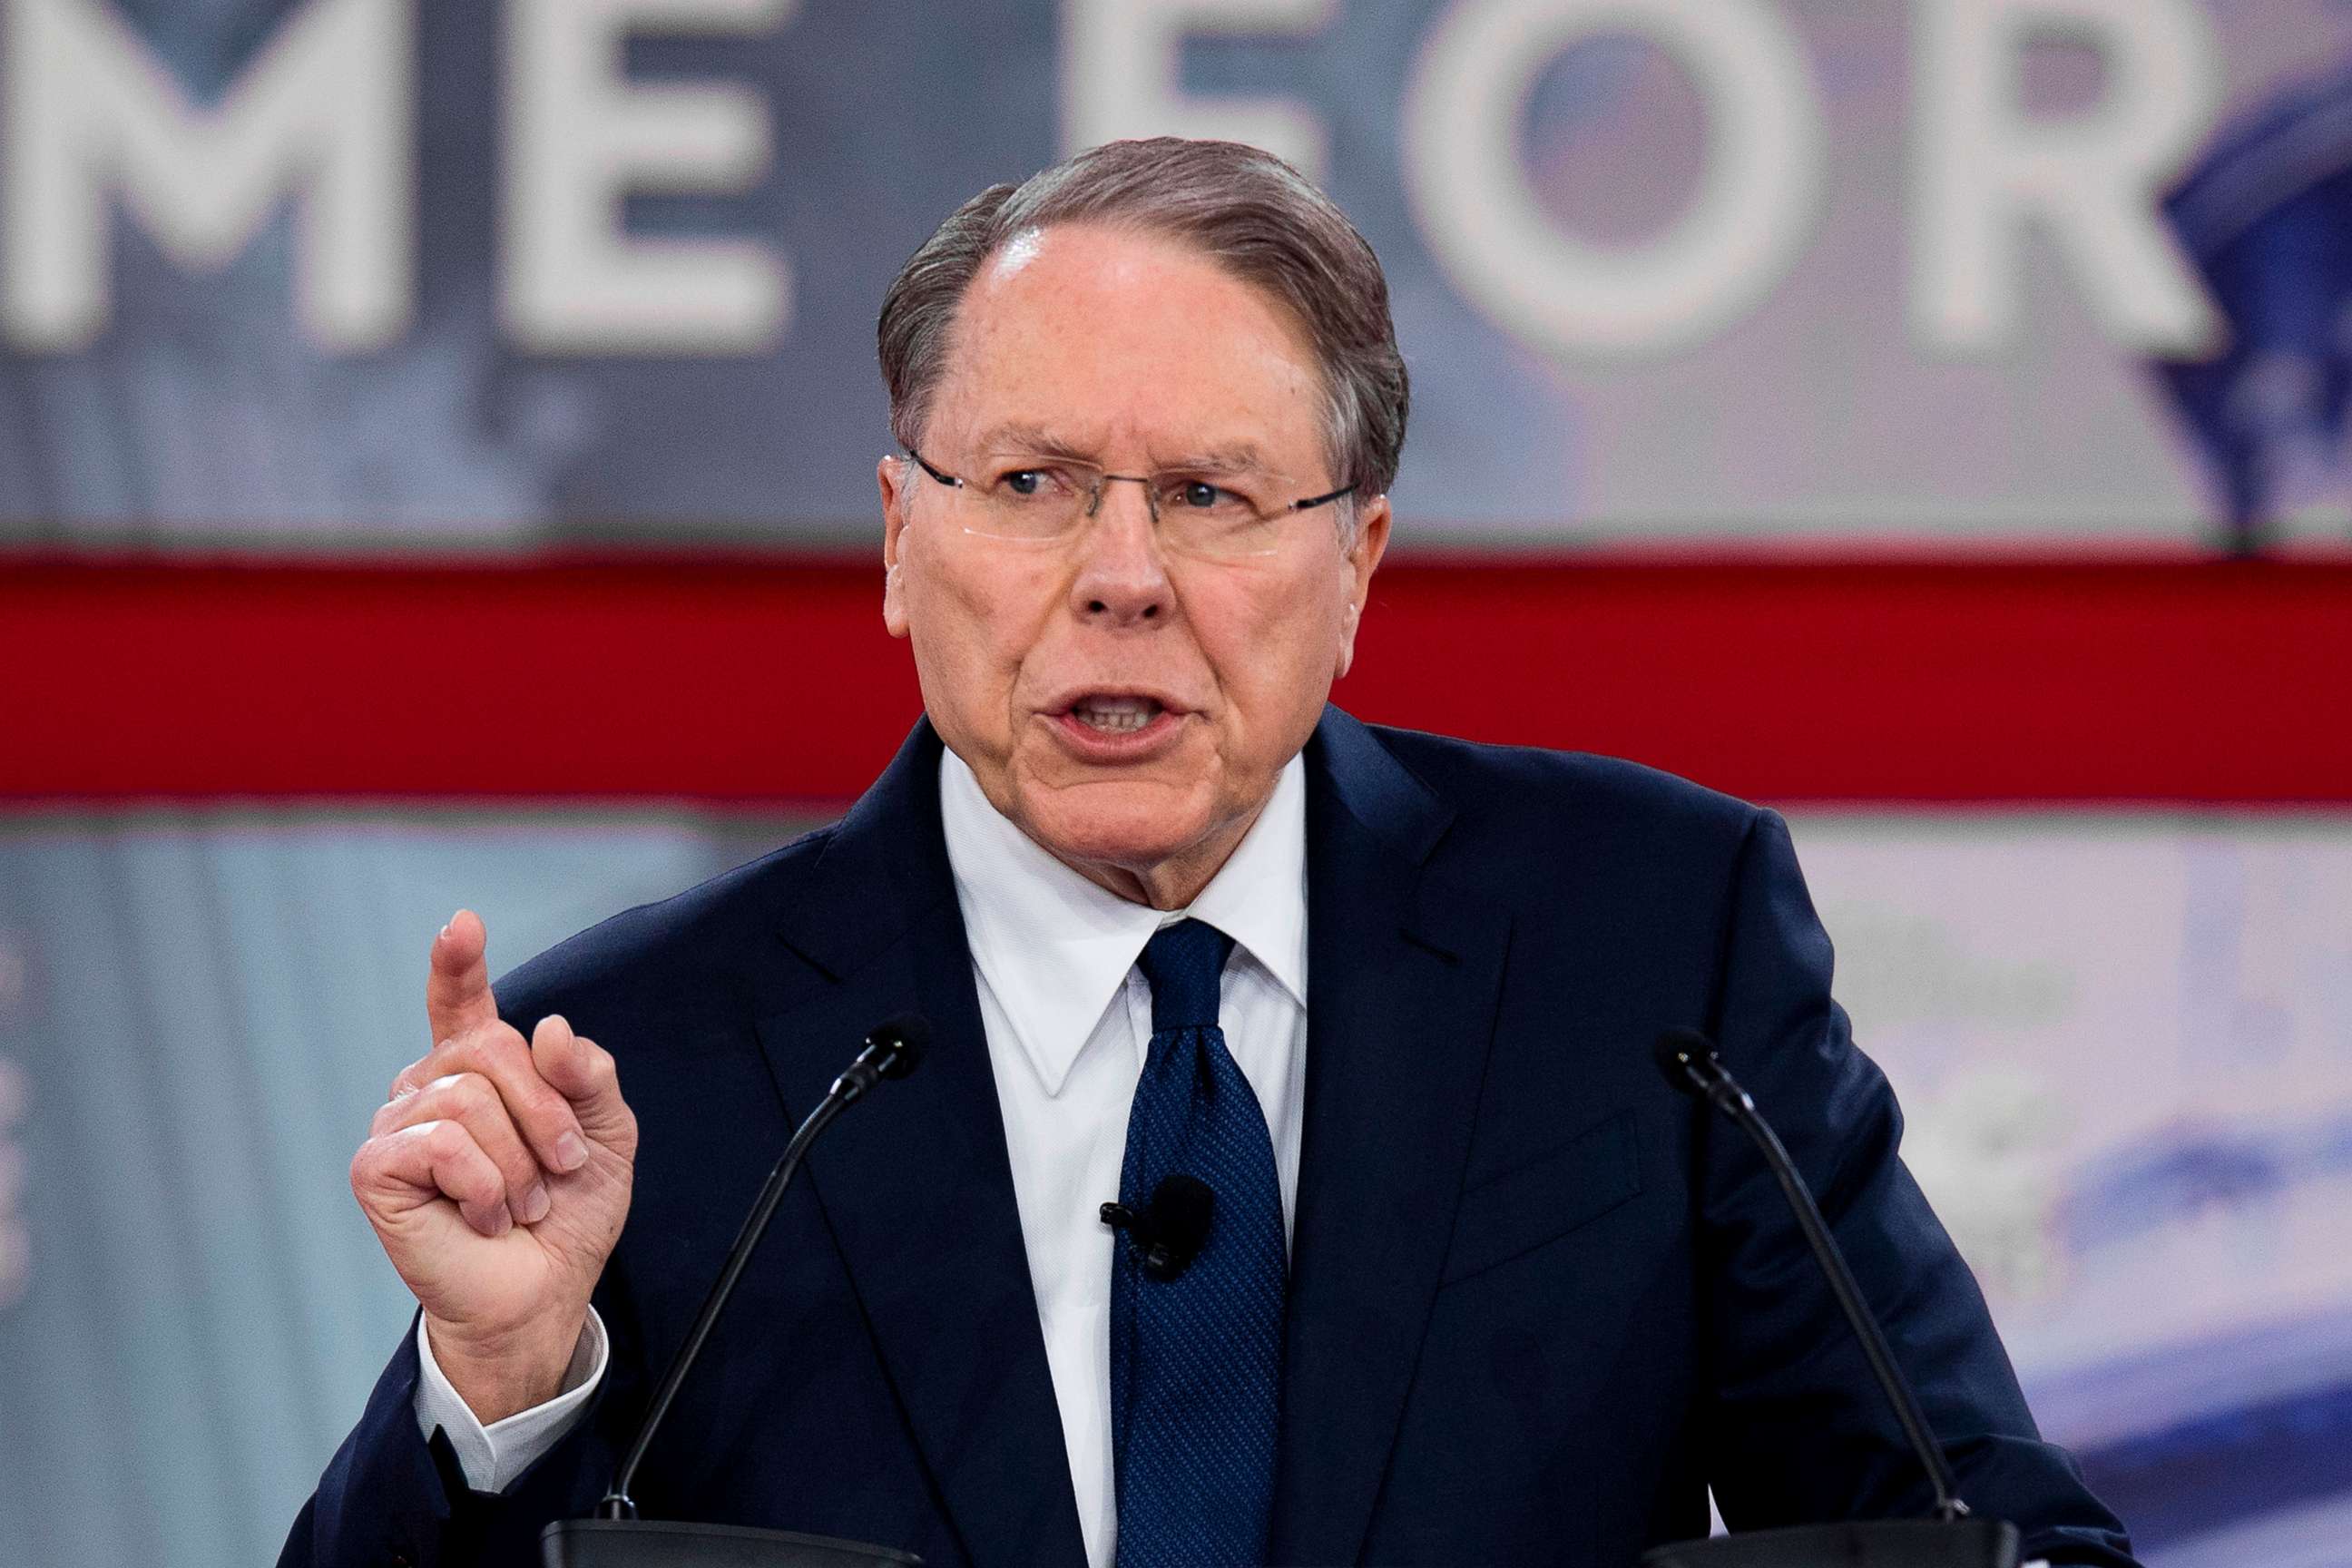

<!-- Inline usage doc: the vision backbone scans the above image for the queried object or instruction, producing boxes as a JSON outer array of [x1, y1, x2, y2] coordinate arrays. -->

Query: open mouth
[[1065, 694, 1169, 734]]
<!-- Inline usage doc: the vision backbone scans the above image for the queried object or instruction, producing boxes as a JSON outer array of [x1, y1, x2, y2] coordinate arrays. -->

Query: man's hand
[[350, 910, 638, 1424]]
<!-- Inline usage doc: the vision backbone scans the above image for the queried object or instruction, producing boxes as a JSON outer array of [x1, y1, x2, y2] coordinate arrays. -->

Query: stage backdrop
[[2, 5, 2349, 1568], [2, 0, 2352, 552]]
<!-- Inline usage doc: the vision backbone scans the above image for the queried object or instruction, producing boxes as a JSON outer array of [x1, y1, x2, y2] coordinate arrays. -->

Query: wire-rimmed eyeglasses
[[904, 446, 1357, 561]]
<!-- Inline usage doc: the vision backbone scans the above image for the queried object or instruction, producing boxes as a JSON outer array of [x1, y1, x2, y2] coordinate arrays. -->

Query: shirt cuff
[[412, 1308, 607, 1493]]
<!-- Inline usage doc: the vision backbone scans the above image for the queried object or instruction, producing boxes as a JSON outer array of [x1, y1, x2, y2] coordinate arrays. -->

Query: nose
[[1068, 476, 1173, 628]]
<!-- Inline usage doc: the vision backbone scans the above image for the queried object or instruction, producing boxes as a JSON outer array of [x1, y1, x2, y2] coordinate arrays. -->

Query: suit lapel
[[755, 722, 1089, 1568], [1269, 709, 1514, 1566], [740, 711, 1507, 1568]]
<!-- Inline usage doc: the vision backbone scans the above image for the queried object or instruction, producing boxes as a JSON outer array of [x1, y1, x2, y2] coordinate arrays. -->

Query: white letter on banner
[[1912, 0, 2222, 353], [1401, 0, 1824, 359], [503, 0, 793, 354], [1061, 0, 1335, 180], [2, 0, 413, 352]]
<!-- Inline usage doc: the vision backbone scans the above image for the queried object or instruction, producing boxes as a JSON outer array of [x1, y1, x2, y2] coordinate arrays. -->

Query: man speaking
[[283, 139, 2134, 1567]]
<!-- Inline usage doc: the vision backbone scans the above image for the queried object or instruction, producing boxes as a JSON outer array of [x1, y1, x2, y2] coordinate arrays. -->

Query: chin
[[1020, 781, 1213, 877]]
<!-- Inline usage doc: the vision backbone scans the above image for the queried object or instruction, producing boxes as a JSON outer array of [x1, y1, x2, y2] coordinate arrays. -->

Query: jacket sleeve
[[277, 1314, 625, 1566], [1697, 808, 2138, 1567]]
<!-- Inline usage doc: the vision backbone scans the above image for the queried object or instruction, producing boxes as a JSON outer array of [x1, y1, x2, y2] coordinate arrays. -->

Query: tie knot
[[1136, 919, 1233, 1033]]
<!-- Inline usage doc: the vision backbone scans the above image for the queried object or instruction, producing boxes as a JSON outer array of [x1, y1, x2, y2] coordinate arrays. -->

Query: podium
[[541, 1518, 921, 1567], [543, 1514, 2014, 1568], [1642, 1519, 2020, 1568]]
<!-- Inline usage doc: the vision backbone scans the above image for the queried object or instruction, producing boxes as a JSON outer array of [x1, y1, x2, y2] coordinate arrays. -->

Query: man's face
[[878, 223, 1390, 906]]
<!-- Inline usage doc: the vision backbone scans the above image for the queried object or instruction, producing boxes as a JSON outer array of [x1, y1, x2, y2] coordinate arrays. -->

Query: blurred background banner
[[3, 0, 2352, 550], [2, 3, 2349, 1567]]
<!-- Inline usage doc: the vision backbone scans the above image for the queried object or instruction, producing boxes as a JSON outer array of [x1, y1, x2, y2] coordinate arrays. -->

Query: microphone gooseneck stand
[[539, 1015, 933, 1568], [1642, 1028, 2020, 1568]]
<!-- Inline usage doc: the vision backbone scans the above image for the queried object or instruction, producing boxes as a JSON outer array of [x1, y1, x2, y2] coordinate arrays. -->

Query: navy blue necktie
[[1110, 918, 1286, 1568]]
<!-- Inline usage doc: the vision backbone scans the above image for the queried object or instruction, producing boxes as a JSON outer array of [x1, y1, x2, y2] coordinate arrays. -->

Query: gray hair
[[877, 137, 1410, 509]]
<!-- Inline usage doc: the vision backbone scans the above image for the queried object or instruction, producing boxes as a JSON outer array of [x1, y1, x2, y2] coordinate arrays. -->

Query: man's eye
[[1179, 481, 1229, 509], [1003, 470, 1047, 496]]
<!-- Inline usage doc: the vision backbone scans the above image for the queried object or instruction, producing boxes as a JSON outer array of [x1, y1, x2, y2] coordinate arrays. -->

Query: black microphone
[[1644, 1028, 2018, 1568], [543, 1014, 933, 1567], [1101, 1172, 1215, 1281], [828, 1014, 928, 1105]]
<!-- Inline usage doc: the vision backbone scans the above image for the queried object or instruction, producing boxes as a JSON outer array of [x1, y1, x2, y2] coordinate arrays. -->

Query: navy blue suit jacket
[[284, 710, 2135, 1567]]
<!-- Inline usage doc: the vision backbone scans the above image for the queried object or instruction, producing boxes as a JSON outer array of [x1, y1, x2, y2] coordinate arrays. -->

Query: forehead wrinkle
[[969, 423, 1279, 476], [943, 228, 1331, 480]]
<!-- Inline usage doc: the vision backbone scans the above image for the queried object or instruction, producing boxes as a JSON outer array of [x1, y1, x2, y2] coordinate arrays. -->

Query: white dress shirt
[[416, 746, 1310, 1568]]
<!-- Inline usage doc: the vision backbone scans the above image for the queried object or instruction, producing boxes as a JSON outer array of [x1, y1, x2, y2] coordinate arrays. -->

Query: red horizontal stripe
[[5, 554, 2347, 805]]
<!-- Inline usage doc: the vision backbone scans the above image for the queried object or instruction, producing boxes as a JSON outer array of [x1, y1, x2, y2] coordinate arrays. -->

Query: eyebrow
[[972, 423, 1097, 463], [971, 424, 1276, 475]]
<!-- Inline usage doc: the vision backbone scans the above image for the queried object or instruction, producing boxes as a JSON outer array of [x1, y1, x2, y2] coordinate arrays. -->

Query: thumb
[[426, 909, 501, 1044], [531, 1014, 635, 1153]]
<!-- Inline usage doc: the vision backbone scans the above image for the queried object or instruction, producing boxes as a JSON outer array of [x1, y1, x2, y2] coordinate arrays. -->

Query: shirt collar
[[938, 745, 1308, 1096]]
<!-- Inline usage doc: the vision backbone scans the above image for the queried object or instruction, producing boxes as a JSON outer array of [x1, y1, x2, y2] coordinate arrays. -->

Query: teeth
[[1073, 696, 1162, 733]]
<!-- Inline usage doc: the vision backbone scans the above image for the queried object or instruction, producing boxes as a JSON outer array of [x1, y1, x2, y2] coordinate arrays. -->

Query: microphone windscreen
[[1152, 1173, 1215, 1259], [1651, 1027, 1717, 1096], [868, 1013, 932, 1078]]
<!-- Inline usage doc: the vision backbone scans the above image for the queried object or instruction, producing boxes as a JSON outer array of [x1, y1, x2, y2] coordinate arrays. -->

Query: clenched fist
[[350, 910, 638, 1424]]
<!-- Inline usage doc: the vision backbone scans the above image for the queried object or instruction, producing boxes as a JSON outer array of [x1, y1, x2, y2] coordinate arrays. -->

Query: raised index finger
[[426, 908, 502, 1045]]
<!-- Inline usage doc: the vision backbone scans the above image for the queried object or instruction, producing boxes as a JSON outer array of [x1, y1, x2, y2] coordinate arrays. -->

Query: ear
[[1332, 494, 1391, 681], [879, 454, 913, 640]]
